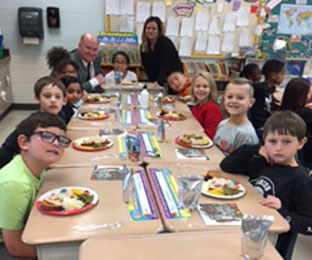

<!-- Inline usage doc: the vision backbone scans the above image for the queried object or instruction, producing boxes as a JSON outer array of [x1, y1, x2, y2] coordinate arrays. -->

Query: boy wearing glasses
[[0, 112, 71, 259], [0, 76, 68, 169]]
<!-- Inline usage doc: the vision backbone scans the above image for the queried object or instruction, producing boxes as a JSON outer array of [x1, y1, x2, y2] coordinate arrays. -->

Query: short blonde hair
[[191, 72, 218, 103], [226, 78, 254, 98]]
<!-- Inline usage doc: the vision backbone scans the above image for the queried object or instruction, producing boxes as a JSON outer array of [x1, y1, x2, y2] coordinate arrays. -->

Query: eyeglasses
[[31, 131, 71, 148]]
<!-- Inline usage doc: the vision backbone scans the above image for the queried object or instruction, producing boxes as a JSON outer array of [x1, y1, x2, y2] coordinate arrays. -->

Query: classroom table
[[79, 231, 283, 260], [22, 166, 163, 260], [140, 130, 224, 165], [146, 163, 290, 234], [102, 81, 163, 94], [52, 128, 143, 167]]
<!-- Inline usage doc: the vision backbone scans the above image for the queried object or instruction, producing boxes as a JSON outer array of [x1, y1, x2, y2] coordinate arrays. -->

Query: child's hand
[[260, 195, 281, 210], [259, 146, 273, 164], [305, 102, 312, 109]]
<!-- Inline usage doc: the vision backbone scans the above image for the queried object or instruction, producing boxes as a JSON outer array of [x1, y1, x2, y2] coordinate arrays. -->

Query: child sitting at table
[[104, 51, 137, 85], [191, 72, 223, 139], [46, 46, 79, 79], [167, 71, 192, 100], [280, 78, 312, 169], [61, 76, 84, 115], [220, 111, 312, 260], [0, 76, 67, 169], [239, 63, 262, 83], [214, 78, 258, 155], [249, 59, 285, 131], [0, 112, 70, 259]]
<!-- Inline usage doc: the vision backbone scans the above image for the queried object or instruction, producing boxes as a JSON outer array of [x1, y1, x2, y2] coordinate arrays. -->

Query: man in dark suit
[[71, 33, 105, 93]]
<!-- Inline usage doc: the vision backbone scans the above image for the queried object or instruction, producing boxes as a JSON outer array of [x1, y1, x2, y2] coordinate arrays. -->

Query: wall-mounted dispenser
[[47, 7, 60, 28], [18, 7, 44, 41]]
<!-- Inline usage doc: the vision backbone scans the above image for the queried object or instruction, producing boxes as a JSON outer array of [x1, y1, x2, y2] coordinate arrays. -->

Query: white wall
[[0, 0, 105, 103]]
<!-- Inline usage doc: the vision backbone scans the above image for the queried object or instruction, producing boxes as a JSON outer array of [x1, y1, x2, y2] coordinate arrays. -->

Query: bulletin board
[[262, 0, 312, 60], [104, 0, 260, 58]]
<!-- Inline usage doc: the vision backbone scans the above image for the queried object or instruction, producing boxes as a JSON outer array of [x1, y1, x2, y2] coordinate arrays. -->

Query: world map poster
[[277, 4, 312, 35]]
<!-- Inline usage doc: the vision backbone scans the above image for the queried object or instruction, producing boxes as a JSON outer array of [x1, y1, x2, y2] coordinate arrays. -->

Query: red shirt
[[191, 101, 223, 139]]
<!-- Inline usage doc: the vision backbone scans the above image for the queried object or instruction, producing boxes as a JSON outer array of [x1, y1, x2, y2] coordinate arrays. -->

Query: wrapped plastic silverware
[[156, 119, 165, 142], [115, 101, 122, 122], [241, 215, 274, 259], [178, 175, 203, 210], [125, 134, 141, 162], [122, 166, 134, 203]]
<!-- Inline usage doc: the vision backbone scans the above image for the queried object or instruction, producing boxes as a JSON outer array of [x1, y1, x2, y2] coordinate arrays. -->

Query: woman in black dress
[[140, 16, 183, 91]]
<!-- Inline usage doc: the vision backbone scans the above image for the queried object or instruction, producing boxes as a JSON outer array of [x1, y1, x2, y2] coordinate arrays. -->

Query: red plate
[[157, 112, 186, 121], [72, 137, 113, 151], [175, 136, 213, 149], [36, 186, 98, 216], [78, 112, 109, 121]]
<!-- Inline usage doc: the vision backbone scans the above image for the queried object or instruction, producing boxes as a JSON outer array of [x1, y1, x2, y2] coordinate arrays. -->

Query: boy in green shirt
[[0, 112, 70, 259]]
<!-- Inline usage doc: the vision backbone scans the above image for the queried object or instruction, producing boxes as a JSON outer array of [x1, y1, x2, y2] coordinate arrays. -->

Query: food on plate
[[79, 111, 107, 119], [204, 170, 222, 181], [85, 95, 110, 103], [180, 134, 210, 146], [150, 95, 174, 103], [204, 176, 241, 196], [79, 137, 110, 148], [41, 189, 94, 211], [159, 109, 185, 119]]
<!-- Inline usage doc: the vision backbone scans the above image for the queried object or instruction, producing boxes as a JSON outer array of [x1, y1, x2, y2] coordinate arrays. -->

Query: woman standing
[[140, 16, 183, 89]]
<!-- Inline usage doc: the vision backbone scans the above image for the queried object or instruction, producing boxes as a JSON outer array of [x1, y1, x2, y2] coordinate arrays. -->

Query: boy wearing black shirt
[[220, 111, 312, 260], [249, 59, 285, 130]]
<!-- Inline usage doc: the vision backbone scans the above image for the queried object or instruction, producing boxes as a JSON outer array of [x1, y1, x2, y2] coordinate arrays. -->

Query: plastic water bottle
[[140, 85, 149, 109]]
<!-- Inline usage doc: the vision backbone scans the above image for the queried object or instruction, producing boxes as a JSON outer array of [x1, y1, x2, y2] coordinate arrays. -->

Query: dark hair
[[262, 59, 285, 78], [60, 76, 82, 90], [112, 51, 130, 64], [263, 111, 306, 141], [240, 64, 260, 80], [34, 76, 66, 99], [16, 112, 67, 139], [280, 78, 311, 112], [53, 59, 79, 75], [46, 47, 71, 69]]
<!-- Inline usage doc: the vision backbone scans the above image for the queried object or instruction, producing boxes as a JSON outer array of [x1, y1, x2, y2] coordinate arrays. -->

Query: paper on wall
[[208, 16, 221, 35], [239, 28, 251, 47], [207, 36, 221, 55], [236, 7, 249, 27], [152, 2, 166, 22], [120, 16, 134, 32], [136, 23, 144, 44], [223, 13, 236, 32], [180, 17, 194, 37], [168, 36, 179, 49], [194, 33, 207, 52], [136, 2, 151, 22], [179, 37, 192, 56], [195, 12, 209, 31], [217, 3, 224, 13], [221, 33, 235, 52], [166, 17, 180, 37], [120, 0, 134, 15], [267, 0, 282, 10], [106, 0, 120, 15]]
